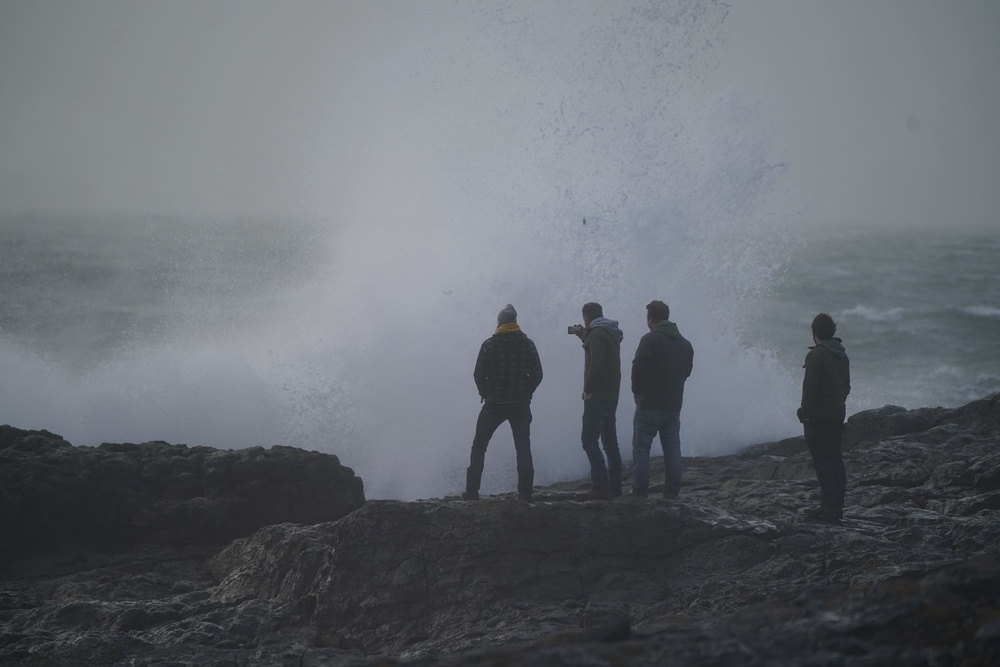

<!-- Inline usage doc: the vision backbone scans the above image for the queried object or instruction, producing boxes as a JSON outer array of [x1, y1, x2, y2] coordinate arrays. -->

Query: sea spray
[[0, 2, 800, 499], [287, 2, 797, 498]]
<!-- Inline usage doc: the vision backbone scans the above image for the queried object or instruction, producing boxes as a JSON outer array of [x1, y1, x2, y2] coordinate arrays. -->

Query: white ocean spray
[[1, 3, 801, 499]]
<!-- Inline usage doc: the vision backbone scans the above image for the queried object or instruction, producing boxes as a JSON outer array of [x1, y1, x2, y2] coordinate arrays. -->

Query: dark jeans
[[581, 398, 622, 495], [466, 402, 534, 497], [804, 420, 847, 513], [632, 407, 682, 498]]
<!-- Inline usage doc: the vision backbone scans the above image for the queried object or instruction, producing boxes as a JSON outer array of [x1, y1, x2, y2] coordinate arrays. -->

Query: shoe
[[627, 489, 648, 499], [609, 490, 623, 499], [582, 488, 610, 500], [461, 491, 479, 501], [802, 506, 831, 521], [518, 493, 534, 503]]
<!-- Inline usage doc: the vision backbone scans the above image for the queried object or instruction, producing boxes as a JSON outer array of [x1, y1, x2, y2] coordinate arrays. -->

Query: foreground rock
[[0, 431, 366, 567], [1, 393, 998, 665]]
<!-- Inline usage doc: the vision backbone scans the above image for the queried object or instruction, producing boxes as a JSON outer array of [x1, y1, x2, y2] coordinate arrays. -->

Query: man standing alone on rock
[[464, 304, 543, 502], [572, 302, 624, 499], [630, 300, 694, 499], [798, 313, 851, 522]]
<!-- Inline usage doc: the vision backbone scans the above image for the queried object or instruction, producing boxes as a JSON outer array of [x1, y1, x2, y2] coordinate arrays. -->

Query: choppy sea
[[748, 224, 1000, 411], [5, 3, 996, 502], [1, 214, 997, 497]]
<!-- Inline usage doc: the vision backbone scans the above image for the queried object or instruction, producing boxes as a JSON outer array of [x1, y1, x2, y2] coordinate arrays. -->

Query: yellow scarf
[[495, 323, 521, 335]]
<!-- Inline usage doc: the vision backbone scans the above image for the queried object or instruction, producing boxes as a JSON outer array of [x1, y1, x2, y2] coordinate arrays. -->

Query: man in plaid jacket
[[463, 304, 543, 502]]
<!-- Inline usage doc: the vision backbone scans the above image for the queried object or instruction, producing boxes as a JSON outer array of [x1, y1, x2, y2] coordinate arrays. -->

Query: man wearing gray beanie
[[497, 303, 517, 325], [463, 304, 543, 502]]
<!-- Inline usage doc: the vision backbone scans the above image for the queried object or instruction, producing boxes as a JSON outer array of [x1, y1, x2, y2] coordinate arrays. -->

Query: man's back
[[631, 322, 693, 411], [584, 322, 623, 400], [475, 330, 543, 404], [801, 339, 850, 423]]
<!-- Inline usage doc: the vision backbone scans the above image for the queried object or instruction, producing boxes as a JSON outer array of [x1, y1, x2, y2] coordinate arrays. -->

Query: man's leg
[[508, 403, 535, 499], [581, 398, 610, 495], [658, 410, 682, 499], [599, 400, 622, 497], [804, 422, 838, 514], [466, 403, 505, 496], [631, 408, 658, 497]]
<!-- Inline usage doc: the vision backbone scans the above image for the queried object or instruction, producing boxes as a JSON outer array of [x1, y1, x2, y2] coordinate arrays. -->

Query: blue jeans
[[804, 421, 846, 514], [466, 402, 534, 497], [581, 398, 622, 495], [632, 407, 682, 498]]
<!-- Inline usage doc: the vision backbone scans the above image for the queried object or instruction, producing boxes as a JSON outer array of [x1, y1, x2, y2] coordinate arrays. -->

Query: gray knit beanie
[[497, 303, 517, 325]]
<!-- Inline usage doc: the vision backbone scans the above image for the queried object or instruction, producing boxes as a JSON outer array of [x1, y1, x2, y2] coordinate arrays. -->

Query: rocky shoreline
[[2, 393, 998, 665]]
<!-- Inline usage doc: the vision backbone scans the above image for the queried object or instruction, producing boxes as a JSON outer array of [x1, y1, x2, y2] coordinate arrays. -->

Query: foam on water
[[964, 305, 1000, 319], [841, 305, 907, 323], [1, 2, 801, 499]]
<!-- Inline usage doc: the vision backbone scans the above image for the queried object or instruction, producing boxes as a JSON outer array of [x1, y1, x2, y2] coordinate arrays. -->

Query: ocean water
[[2, 214, 997, 499], [2, 3, 997, 499], [749, 225, 1000, 412]]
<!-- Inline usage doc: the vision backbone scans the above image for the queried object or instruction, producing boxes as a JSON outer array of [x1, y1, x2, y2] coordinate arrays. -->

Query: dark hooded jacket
[[582, 317, 624, 401], [800, 338, 851, 424], [474, 329, 543, 404], [631, 321, 694, 411]]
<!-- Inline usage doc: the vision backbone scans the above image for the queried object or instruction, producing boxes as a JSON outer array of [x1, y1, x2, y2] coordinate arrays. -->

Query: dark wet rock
[[205, 495, 783, 658], [0, 427, 366, 567], [1, 392, 999, 665]]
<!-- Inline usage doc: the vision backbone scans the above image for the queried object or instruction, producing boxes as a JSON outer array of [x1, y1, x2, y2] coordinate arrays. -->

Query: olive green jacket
[[800, 338, 851, 424], [583, 319, 623, 401]]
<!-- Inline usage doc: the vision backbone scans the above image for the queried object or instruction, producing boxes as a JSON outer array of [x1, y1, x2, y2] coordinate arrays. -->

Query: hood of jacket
[[651, 320, 683, 340], [588, 317, 624, 344], [812, 337, 847, 359]]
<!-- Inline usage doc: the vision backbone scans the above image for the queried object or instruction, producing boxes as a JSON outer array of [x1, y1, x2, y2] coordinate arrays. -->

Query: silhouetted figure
[[572, 302, 624, 499], [630, 300, 694, 499], [798, 313, 851, 522], [463, 304, 543, 502]]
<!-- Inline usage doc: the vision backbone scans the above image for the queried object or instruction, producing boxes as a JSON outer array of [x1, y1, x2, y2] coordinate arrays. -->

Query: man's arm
[[584, 333, 608, 394], [631, 335, 651, 396], [527, 340, 543, 393], [799, 350, 819, 421], [844, 357, 851, 398], [473, 341, 490, 399]]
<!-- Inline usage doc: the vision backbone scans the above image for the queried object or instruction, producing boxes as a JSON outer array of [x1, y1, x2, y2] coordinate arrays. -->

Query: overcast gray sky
[[1, 0, 998, 227], [714, 1, 1000, 228]]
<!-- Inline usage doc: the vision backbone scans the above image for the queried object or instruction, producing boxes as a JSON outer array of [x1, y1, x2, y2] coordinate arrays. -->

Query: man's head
[[811, 313, 837, 340], [645, 300, 670, 328], [581, 302, 602, 326], [497, 303, 518, 325]]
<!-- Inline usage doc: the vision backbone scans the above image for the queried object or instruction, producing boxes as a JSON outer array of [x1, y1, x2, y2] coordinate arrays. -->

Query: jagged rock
[[0, 427, 366, 568], [206, 495, 781, 657], [1, 393, 998, 665], [407, 554, 1000, 667]]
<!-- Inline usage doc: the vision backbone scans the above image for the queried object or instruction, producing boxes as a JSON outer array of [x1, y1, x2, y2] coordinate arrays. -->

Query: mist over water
[[1, 3, 802, 499], [286, 2, 797, 498]]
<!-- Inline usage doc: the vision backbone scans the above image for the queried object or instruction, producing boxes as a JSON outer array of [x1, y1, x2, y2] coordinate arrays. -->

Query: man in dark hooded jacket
[[463, 304, 543, 502], [574, 302, 624, 499], [630, 300, 694, 499], [798, 312, 851, 521]]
